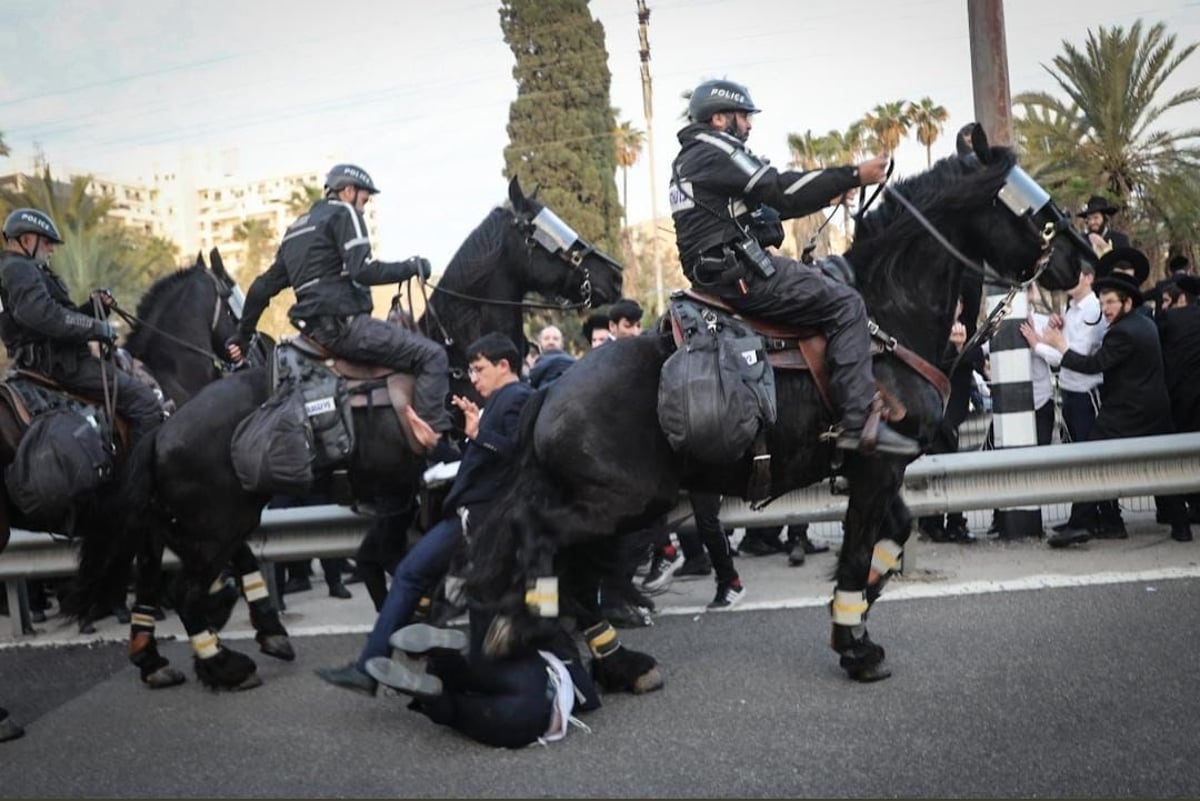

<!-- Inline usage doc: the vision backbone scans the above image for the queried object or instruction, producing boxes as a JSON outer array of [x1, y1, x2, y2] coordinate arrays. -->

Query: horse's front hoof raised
[[483, 615, 515, 659], [142, 665, 187, 689], [633, 667, 665, 694], [257, 634, 295, 662]]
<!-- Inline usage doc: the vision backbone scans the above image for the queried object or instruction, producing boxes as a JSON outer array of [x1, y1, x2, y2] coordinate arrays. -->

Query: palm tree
[[613, 118, 645, 230], [862, 101, 912, 156], [286, 184, 323, 216], [232, 217, 276, 277], [1014, 21, 1200, 257], [906, 97, 950, 167], [0, 131, 9, 159]]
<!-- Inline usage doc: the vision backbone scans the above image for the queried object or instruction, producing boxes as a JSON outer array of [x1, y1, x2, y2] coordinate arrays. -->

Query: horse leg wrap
[[190, 629, 220, 660], [829, 589, 869, 627], [129, 605, 168, 674], [583, 621, 620, 660], [240, 570, 269, 603], [524, 576, 559, 618], [869, 539, 903, 586]]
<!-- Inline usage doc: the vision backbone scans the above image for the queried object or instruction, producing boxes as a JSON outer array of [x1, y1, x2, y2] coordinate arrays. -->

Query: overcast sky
[[1, 0, 1198, 269]]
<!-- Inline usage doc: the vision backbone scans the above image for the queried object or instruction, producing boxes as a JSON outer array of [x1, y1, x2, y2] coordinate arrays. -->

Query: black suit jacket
[[443, 380, 533, 512], [1158, 304, 1200, 432], [1060, 311, 1173, 439]]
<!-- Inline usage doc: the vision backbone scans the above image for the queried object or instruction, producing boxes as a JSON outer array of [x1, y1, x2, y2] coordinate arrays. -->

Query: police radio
[[734, 236, 775, 279]]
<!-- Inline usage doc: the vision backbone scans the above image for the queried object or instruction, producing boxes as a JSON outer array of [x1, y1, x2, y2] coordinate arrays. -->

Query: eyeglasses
[[467, 364, 490, 378]]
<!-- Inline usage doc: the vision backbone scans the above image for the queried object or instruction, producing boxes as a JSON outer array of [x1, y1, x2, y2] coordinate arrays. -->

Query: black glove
[[91, 288, 116, 309], [405, 256, 433, 281], [92, 320, 117, 344]]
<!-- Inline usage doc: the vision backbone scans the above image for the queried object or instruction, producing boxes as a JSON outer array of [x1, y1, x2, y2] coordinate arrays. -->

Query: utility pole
[[637, 0, 664, 315], [967, 0, 1014, 145]]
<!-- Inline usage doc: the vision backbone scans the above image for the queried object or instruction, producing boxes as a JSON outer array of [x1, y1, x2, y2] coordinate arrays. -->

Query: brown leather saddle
[[671, 288, 951, 423], [277, 335, 427, 455], [0, 369, 131, 452]]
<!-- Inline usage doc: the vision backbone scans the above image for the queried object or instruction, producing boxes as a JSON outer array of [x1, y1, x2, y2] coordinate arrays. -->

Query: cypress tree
[[500, 0, 622, 258]]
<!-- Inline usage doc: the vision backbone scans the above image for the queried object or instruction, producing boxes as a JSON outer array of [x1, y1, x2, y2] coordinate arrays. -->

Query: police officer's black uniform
[[0, 209, 162, 446], [237, 164, 452, 436], [670, 80, 917, 455]]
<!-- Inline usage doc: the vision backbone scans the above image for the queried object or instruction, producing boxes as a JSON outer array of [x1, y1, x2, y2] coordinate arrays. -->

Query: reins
[[109, 302, 228, 373]]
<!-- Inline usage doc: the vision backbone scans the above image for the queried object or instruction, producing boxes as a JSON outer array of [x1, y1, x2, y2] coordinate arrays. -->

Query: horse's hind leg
[[829, 460, 904, 683], [228, 544, 294, 661], [128, 534, 186, 688]]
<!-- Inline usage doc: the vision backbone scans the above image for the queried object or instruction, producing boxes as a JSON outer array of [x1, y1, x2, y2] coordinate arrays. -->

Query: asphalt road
[[2, 572, 1199, 798]]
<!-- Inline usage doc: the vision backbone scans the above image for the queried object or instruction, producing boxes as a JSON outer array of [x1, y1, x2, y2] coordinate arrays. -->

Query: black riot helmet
[[688, 79, 761, 122], [3, 208, 65, 244], [323, 163, 380, 196]]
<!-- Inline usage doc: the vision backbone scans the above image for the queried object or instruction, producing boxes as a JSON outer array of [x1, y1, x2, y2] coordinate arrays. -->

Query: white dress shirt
[[1033, 292, 1106, 393]]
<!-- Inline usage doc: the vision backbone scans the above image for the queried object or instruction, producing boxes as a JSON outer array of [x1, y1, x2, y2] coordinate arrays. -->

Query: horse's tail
[[62, 431, 158, 621], [465, 388, 554, 608]]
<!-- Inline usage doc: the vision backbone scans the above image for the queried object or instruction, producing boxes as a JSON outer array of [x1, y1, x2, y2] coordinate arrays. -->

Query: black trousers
[[50, 356, 163, 447]]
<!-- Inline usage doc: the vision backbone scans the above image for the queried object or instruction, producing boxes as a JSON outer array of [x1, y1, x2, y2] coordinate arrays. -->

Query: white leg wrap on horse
[[871, 539, 903, 577], [525, 577, 559, 618], [190, 630, 220, 659], [831, 589, 869, 626], [130, 611, 157, 630], [241, 570, 269, 602]]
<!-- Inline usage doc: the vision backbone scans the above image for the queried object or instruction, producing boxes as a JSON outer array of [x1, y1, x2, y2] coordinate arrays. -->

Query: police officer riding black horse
[[226, 163, 459, 465], [672, 80, 920, 457]]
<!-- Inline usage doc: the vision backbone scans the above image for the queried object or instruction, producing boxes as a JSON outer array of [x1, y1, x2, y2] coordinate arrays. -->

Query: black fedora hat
[[1077, 195, 1120, 218], [1168, 254, 1191, 273], [1094, 271, 1143, 306], [1097, 246, 1150, 286], [1176, 273, 1200, 297]]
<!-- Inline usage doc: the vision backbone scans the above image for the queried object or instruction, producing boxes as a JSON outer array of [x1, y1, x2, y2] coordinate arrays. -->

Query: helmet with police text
[[324, 164, 380, 195], [3, 208, 65, 244], [688, 79, 761, 122]]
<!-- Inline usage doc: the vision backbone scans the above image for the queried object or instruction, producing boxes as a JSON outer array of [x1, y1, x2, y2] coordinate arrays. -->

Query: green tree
[[613, 117, 644, 230], [0, 166, 178, 306], [0, 130, 9, 159], [232, 217, 276, 277], [500, 0, 622, 257], [1014, 21, 1200, 255], [286, 183, 323, 216], [906, 97, 950, 167], [862, 101, 911, 155]]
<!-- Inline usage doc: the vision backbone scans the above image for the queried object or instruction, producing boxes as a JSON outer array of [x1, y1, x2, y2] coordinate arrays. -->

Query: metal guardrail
[[3, 432, 1199, 637]]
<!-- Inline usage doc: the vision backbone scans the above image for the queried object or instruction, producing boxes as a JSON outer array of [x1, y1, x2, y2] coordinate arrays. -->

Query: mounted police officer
[[670, 79, 919, 455], [228, 164, 458, 462], [0, 208, 163, 447]]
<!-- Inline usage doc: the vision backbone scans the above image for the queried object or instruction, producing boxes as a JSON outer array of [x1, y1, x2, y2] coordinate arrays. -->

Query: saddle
[[274, 334, 427, 455], [675, 288, 951, 421], [0, 369, 131, 452]]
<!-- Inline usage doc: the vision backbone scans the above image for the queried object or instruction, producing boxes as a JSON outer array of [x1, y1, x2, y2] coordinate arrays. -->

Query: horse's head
[[505, 176, 624, 308], [203, 248, 246, 355], [954, 124, 1088, 292]]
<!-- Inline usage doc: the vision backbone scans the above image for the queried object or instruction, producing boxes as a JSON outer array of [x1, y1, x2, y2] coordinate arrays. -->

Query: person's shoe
[[603, 602, 654, 628], [282, 576, 312, 595], [1095, 520, 1128, 540], [1051, 521, 1070, 533], [738, 535, 783, 557], [944, 521, 975, 544], [315, 662, 377, 697], [676, 554, 713, 578], [918, 522, 949, 542], [1171, 525, 1194, 543], [327, 582, 352, 600], [1047, 527, 1091, 549], [114, 603, 131, 625], [835, 420, 920, 457], [797, 536, 830, 555], [707, 580, 746, 610], [642, 549, 685, 592], [787, 548, 806, 567], [389, 623, 467, 657], [365, 657, 443, 699]]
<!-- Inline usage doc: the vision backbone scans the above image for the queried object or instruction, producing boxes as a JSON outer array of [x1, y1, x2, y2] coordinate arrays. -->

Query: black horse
[[70, 176, 622, 691], [468, 130, 1090, 689]]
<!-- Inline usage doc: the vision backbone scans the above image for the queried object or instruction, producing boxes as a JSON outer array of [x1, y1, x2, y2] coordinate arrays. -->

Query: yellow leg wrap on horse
[[190, 630, 220, 659], [130, 612, 157, 630], [524, 577, 559, 618], [831, 590, 869, 626], [241, 570, 268, 603], [871, 539, 903, 578], [584, 621, 620, 659]]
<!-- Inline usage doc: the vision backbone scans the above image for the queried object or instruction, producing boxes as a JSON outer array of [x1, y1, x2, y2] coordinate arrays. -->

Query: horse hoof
[[258, 635, 296, 662], [483, 616, 514, 659], [0, 715, 24, 743], [231, 673, 264, 692], [632, 667, 665, 694], [143, 666, 187, 689], [848, 662, 892, 683]]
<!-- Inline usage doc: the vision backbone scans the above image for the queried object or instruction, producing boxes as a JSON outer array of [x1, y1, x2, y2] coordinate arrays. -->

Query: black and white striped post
[[986, 288, 1044, 539]]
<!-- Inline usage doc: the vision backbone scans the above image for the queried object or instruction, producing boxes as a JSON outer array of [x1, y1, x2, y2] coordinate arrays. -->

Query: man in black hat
[[1078, 195, 1130, 255], [581, 311, 612, 349], [1039, 270, 1193, 545], [1168, 254, 1192, 276], [1156, 273, 1200, 523]]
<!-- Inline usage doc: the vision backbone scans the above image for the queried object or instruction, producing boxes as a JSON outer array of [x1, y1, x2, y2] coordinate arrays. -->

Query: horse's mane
[[846, 146, 1017, 323], [439, 206, 510, 293], [124, 263, 205, 352]]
